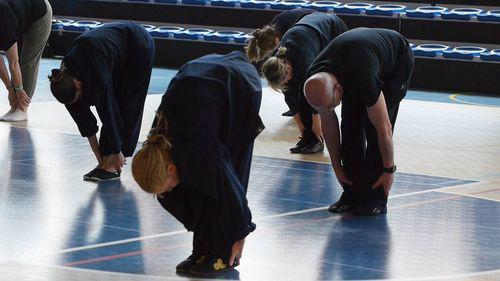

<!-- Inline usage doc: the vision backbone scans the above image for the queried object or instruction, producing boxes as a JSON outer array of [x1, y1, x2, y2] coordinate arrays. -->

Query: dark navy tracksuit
[[155, 51, 264, 257], [62, 22, 155, 157]]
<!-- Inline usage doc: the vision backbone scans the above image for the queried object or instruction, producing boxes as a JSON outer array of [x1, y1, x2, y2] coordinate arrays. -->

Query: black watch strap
[[383, 165, 397, 174]]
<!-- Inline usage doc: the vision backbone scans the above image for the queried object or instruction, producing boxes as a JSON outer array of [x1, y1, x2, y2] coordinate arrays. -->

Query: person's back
[[282, 13, 347, 80], [269, 8, 316, 36], [294, 12, 347, 48], [64, 22, 141, 85], [310, 28, 408, 85], [161, 51, 263, 150], [309, 27, 409, 106]]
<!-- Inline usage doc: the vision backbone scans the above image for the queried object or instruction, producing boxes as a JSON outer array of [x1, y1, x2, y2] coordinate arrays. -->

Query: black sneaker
[[282, 110, 294, 117], [328, 193, 352, 213], [84, 168, 120, 182], [83, 167, 100, 180], [353, 203, 387, 216], [300, 140, 324, 154], [189, 255, 239, 276], [290, 138, 308, 153], [176, 254, 206, 274]]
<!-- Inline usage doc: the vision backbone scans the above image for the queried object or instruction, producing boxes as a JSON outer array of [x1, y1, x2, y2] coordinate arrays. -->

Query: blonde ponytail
[[132, 113, 174, 194], [262, 47, 289, 91]]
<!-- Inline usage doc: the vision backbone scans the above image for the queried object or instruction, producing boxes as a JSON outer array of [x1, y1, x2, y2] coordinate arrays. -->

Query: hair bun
[[145, 134, 172, 149]]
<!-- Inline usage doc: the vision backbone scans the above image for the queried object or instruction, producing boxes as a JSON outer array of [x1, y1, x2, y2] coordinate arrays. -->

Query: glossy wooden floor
[[0, 59, 499, 280]]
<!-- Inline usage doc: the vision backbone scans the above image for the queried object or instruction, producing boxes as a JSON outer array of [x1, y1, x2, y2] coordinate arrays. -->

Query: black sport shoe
[[176, 254, 206, 274], [84, 168, 120, 182], [328, 193, 352, 213], [353, 203, 387, 216], [83, 167, 100, 180], [282, 110, 294, 117], [189, 255, 239, 275], [300, 140, 324, 154], [290, 138, 308, 153]]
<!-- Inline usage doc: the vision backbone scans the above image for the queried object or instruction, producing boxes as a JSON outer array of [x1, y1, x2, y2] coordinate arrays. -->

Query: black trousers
[[157, 142, 256, 257], [299, 95, 320, 143], [285, 91, 320, 143], [340, 48, 414, 205], [99, 31, 155, 157]]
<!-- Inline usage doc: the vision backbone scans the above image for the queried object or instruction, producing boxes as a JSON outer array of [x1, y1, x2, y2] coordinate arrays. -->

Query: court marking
[[449, 94, 500, 107], [4, 260, 500, 281], [52, 180, 483, 256], [59, 192, 492, 270], [2, 118, 498, 280]]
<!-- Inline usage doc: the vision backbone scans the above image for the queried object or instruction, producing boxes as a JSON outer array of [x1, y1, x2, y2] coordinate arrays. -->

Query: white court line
[[53, 181, 481, 255], [55, 230, 186, 254], [6, 259, 500, 281], [438, 190, 500, 203]]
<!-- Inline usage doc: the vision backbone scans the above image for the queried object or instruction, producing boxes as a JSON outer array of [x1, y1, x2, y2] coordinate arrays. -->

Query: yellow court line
[[449, 94, 499, 107]]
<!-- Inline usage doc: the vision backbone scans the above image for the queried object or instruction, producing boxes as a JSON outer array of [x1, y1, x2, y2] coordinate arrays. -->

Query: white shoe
[[2, 109, 27, 122], [0, 108, 16, 121]]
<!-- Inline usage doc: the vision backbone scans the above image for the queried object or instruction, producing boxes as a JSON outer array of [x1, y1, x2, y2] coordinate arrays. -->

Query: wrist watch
[[383, 165, 397, 174]]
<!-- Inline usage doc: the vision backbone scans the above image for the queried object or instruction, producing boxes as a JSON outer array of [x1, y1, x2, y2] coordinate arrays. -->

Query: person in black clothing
[[304, 28, 415, 215], [132, 51, 264, 275], [262, 13, 347, 154], [245, 8, 316, 63], [0, 0, 52, 122], [48, 22, 155, 181]]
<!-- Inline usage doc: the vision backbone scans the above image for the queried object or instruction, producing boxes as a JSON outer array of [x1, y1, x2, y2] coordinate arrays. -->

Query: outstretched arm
[[87, 134, 103, 166], [367, 92, 394, 196], [5, 43, 30, 110], [319, 109, 352, 186]]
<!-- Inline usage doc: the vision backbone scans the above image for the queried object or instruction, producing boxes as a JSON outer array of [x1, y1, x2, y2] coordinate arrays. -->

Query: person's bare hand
[[333, 164, 352, 187], [15, 89, 30, 108], [372, 173, 394, 197], [229, 238, 245, 267], [102, 152, 125, 172], [8, 88, 18, 109]]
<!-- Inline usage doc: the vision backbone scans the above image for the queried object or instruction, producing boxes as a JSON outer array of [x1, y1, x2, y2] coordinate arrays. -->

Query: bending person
[[0, 0, 52, 121], [262, 12, 347, 154], [304, 28, 415, 215], [132, 51, 264, 276], [48, 22, 155, 181], [245, 8, 316, 63]]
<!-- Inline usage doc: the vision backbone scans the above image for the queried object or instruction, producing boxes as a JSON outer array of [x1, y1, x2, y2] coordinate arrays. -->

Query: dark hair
[[48, 68, 78, 104]]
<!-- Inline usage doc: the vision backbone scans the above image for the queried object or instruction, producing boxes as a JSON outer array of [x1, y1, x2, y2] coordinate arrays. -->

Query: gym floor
[[0, 59, 499, 280]]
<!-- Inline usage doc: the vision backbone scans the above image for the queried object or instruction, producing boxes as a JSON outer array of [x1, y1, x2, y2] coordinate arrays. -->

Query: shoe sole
[[328, 206, 351, 214], [84, 176, 120, 182], [189, 264, 238, 276], [300, 149, 324, 154]]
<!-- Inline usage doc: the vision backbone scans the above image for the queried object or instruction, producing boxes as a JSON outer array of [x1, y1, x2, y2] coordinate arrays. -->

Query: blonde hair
[[262, 47, 289, 91], [132, 113, 173, 194], [245, 25, 281, 62]]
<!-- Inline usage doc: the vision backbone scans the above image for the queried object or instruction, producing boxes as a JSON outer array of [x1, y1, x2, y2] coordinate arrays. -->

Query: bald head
[[304, 72, 335, 111]]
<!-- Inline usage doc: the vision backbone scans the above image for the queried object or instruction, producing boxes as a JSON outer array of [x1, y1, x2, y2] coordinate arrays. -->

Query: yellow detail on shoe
[[213, 258, 227, 270], [196, 255, 206, 264]]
